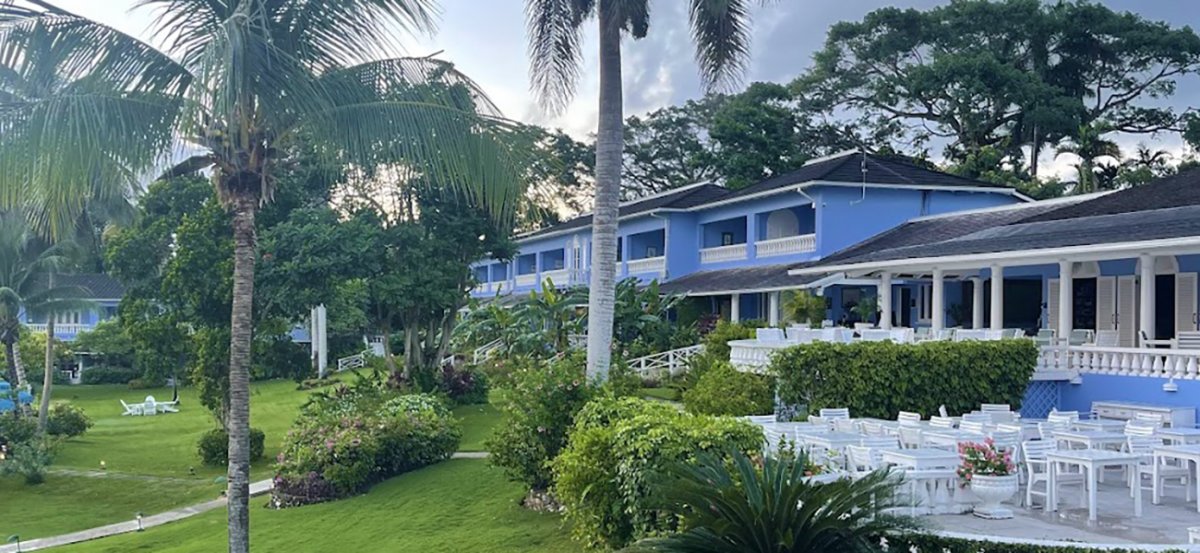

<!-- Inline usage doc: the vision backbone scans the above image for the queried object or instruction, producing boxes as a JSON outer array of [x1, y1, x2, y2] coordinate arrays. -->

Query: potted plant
[[851, 295, 878, 329], [958, 439, 1018, 519]]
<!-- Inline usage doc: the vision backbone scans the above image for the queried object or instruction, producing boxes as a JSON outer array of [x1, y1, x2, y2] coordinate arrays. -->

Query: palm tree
[[0, 3, 524, 551], [1055, 124, 1122, 194], [627, 449, 916, 553], [0, 213, 90, 427], [525, 0, 763, 381]]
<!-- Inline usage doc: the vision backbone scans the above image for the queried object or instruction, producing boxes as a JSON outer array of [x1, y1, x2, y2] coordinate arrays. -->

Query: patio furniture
[[742, 415, 776, 425], [1127, 437, 1193, 504], [833, 418, 860, 433], [1124, 420, 1158, 438], [897, 411, 922, 425], [1133, 412, 1167, 427], [1139, 330, 1176, 348], [0, 399, 14, 413], [1092, 330, 1119, 347], [818, 408, 850, 420], [1048, 410, 1080, 423], [1034, 329, 1056, 347], [1176, 331, 1200, 350], [881, 448, 960, 470], [980, 403, 1011, 413], [1073, 419, 1127, 432], [925, 428, 987, 449], [141, 396, 158, 416], [1151, 444, 1200, 512], [1159, 427, 1200, 445], [1067, 329, 1094, 346], [960, 412, 991, 424], [16, 389, 32, 405], [933, 329, 955, 341], [913, 327, 931, 341], [846, 445, 882, 473], [1092, 401, 1196, 428], [860, 436, 899, 450], [1052, 430, 1128, 451], [120, 399, 144, 416], [898, 425, 925, 449], [929, 416, 955, 429], [959, 420, 987, 434], [859, 329, 893, 342], [1046, 449, 1142, 522], [1190, 526, 1200, 544], [1024, 440, 1086, 509]]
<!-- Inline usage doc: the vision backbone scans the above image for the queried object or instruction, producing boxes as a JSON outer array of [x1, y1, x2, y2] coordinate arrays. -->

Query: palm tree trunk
[[226, 195, 257, 553], [39, 316, 53, 428], [10, 339, 26, 388], [4, 340, 18, 388], [585, 0, 624, 382]]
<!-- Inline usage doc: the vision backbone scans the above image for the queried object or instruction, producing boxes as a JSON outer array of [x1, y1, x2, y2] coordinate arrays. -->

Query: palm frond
[[525, 0, 594, 114], [267, 0, 440, 71], [687, 0, 755, 93]]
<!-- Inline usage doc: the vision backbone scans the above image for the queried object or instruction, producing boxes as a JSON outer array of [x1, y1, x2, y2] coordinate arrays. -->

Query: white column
[[879, 272, 893, 329], [310, 306, 319, 375], [315, 304, 328, 378], [932, 268, 946, 331], [1058, 260, 1073, 340], [971, 277, 985, 329], [990, 265, 1005, 330], [768, 291, 781, 327], [1139, 254, 1156, 345], [731, 293, 741, 322]]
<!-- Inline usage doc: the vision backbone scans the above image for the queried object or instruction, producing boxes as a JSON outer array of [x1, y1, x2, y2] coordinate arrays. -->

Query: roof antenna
[[850, 144, 868, 205]]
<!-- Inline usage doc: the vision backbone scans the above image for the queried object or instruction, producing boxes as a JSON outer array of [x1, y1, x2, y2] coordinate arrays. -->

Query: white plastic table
[[1073, 419, 1127, 432], [1052, 430, 1127, 450], [1153, 444, 1200, 512], [802, 432, 864, 453], [879, 448, 960, 470], [923, 429, 987, 448], [1159, 428, 1200, 445], [1047, 449, 1142, 522]]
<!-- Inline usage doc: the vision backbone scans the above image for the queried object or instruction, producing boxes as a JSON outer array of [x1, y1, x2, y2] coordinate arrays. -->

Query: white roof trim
[[789, 236, 1200, 275], [906, 191, 1110, 222], [675, 284, 802, 297]]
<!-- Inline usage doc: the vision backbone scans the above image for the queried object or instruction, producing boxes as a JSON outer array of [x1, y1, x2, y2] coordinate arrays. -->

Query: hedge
[[773, 339, 1037, 419], [887, 533, 1188, 553], [682, 360, 774, 416]]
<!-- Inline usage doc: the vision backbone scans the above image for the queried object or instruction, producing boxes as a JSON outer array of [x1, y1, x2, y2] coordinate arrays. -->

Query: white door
[[1117, 276, 1137, 347], [1096, 276, 1116, 332], [1177, 272, 1198, 333], [1047, 278, 1059, 331]]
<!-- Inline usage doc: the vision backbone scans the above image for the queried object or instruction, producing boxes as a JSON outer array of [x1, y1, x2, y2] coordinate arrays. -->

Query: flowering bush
[[486, 351, 595, 492], [272, 381, 459, 506], [957, 439, 1015, 484], [440, 362, 488, 405]]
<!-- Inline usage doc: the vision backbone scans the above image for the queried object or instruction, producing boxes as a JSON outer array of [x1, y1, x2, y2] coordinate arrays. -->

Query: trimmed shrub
[[774, 340, 1037, 419], [440, 363, 488, 405], [273, 384, 459, 505], [552, 396, 764, 549], [700, 320, 764, 359], [197, 427, 266, 466], [486, 351, 595, 492], [81, 365, 141, 385], [46, 403, 93, 438], [682, 361, 773, 416], [0, 438, 55, 485]]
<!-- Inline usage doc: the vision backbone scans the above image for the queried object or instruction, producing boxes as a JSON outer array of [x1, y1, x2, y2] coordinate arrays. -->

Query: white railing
[[25, 323, 90, 339], [628, 344, 704, 380], [473, 339, 503, 364], [626, 256, 665, 275], [700, 243, 748, 264], [1038, 345, 1200, 380], [755, 234, 816, 257], [542, 269, 570, 286], [515, 273, 537, 287], [337, 349, 371, 372], [567, 333, 587, 350]]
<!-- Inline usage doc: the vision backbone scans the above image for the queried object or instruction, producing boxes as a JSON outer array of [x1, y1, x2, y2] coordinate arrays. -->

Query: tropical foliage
[[626, 449, 914, 553], [682, 361, 773, 417]]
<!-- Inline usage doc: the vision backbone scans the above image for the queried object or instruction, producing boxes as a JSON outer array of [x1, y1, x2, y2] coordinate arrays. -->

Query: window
[[917, 284, 933, 322], [54, 311, 81, 325]]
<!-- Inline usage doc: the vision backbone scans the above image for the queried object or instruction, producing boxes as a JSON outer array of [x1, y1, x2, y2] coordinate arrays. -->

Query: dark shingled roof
[[794, 169, 1200, 271], [519, 183, 730, 240], [658, 263, 818, 295], [717, 151, 1009, 204], [32, 273, 126, 299]]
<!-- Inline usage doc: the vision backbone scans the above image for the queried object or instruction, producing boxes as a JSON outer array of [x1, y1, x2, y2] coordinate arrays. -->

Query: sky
[[56, 0, 1200, 179]]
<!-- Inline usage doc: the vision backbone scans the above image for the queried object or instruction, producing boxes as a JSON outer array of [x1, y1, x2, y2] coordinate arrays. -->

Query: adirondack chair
[[121, 399, 144, 416], [1092, 330, 1119, 347]]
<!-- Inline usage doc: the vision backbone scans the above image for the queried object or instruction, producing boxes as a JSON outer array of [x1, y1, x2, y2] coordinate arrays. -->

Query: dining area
[[747, 401, 1200, 541]]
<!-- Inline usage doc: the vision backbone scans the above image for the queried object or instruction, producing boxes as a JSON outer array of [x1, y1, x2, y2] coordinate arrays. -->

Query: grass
[[640, 386, 682, 402], [55, 460, 574, 553], [453, 402, 499, 451], [0, 475, 220, 540]]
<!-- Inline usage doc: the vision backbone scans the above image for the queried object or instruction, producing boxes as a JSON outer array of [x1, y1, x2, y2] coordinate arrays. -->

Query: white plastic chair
[[1024, 440, 1086, 508], [120, 400, 144, 416], [1133, 412, 1166, 427], [898, 426, 924, 449], [846, 445, 880, 474], [897, 411, 922, 425], [860, 436, 899, 450], [860, 421, 884, 437], [1093, 330, 1119, 347], [1124, 420, 1158, 438], [1128, 436, 1193, 503], [1047, 410, 1080, 424], [960, 412, 991, 424], [833, 418, 860, 434], [981, 403, 1011, 413], [929, 416, 955, 429], [959, 420, 987, 434], [819, 408, 851, 420], [142, 396, 158, 416], [1038, 420, 1071, 442]]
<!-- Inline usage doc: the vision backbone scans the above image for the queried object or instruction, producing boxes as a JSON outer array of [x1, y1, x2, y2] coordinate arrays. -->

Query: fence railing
[[628, 344, 704, 380], [626, 256, 666, 275], [337, 349, 371, 372], [755, 234, 816, 258], [700, 243, 748, 264], [473, 339, 504, 364], [24, 323, 91, 340], [1037, 345, 1200, 380]]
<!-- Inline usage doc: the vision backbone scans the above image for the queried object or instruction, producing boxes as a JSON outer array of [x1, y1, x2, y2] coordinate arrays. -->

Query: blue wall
[[540, 248, 565, 270], [517, 254, 536, 275], [628, 229, 664, 259], [702, 216, 746, 248], [1059, 374, 1200, 421]]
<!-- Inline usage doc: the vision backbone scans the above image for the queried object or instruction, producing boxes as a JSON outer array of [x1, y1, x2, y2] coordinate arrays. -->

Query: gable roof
[[657, 263, 818, 296], [517, 183, 729, 241], [713, 150, 1014, 205]]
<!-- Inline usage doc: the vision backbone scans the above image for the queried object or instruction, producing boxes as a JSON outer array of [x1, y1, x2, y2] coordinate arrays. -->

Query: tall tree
[[1055, 123, 1122, 194], [0, 3, 523, 551], [799, 0, 1200, 177], [525, 0, 764, 379]]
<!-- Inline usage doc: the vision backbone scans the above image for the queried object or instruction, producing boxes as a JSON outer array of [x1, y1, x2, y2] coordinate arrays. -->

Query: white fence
[[628, 345, 703, 380], [626, 256, 666, 275], [24, 323, 90, 340], [1038, 345, 1200, 380]]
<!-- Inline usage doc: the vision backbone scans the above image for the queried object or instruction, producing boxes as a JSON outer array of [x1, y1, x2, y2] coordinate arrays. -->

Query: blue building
[[470, 150, 1027, 323], [18, 273, 124, 342]]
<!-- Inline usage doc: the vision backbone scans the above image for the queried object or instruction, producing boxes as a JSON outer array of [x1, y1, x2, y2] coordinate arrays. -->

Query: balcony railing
[[1038, 345, 1200, 380], [25, 323, 91, 340], [515, 273, 537, 287], [756, 234, 816, 257], [700, 243, 748, 264], [542, 269, 570, 286], [626, 256, 665, 275]]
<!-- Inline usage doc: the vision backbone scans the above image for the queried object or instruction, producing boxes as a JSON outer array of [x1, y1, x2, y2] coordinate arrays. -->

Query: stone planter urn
[[969, 474, 1018, 519]]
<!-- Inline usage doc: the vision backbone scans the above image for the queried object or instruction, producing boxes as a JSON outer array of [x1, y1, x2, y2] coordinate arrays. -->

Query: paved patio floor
[[925, 476, 1199, 546]]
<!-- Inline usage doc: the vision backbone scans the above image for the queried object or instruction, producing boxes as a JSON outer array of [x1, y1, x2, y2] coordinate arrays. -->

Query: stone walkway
[[1, 454, 489, 552]]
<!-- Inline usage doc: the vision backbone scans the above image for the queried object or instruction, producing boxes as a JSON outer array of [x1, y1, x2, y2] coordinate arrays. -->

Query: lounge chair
[[120, 399, 144, 416]]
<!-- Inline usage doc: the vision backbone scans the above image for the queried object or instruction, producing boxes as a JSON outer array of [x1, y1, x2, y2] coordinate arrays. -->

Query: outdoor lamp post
[[8, 534, 20, 552], [136, 512, 144, 532]]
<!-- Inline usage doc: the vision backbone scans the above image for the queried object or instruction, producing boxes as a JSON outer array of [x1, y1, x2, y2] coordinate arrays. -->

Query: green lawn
[[453, 402, 499, 451], [640, 386, 682, 402], [55, 460, 573, 553]]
